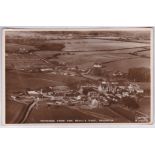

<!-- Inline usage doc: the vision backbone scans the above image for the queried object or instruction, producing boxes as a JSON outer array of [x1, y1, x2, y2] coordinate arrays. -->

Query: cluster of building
[[11, 78, 144, 109], [9, 56, 144, 109]]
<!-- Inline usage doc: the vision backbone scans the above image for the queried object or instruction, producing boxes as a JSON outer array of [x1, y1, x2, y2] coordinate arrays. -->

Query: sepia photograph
[[3, 28, 153, 124]]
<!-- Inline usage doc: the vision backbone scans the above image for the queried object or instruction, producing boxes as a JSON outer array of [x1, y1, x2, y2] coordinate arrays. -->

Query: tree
[[122, 97, 139, 109], [128, 67, 150, 82]]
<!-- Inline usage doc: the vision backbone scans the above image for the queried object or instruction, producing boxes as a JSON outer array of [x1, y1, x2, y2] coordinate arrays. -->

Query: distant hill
[[5, 29, 151, 42]]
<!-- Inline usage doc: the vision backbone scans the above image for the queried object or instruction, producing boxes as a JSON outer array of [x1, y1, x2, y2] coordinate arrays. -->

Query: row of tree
[[128, 67, 150, 82]]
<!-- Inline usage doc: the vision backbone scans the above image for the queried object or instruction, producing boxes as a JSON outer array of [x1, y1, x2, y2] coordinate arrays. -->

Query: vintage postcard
[[2, 27, 153, 125]]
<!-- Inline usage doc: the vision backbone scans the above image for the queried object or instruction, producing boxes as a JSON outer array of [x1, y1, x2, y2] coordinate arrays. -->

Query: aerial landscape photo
[[5, 28, 152, 124]]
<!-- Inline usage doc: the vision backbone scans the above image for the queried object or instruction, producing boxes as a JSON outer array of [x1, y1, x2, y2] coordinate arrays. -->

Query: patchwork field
[[6, 37, 150, 71], [5, 30, 151, 124], [6, 37, 151, 95]]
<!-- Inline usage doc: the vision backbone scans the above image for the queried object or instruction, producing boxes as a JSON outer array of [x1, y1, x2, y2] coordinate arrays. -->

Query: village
[[10, 61, 144, 112]]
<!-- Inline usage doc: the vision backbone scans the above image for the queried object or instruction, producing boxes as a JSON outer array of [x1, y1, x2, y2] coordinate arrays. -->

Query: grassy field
[[6, 70, 85, 94], [6, 53, 44, 69], [138, 97, 151, 115], [25, 105, 96, 123], [6, 100, 28, 124], [105, 57, 150, 72], [6, 37, 150, 71], [6, 43, 38, 53]]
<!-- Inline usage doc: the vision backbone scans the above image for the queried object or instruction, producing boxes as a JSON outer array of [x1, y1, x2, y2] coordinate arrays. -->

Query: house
[[27, 90, 39, 96], [111, 82, 119, 85], [136, 89, 144, 94], [51, 72, 57, 75], [88, 91, 99, 98], [115, 94, 122, 99], [112, 71, 123, 77], [70, 73, 76, 76], [79, 86, 97, 95], [89, 98, 98, 108], [98, 85, 103, 93], [55, 101, 63, 105], [122, 91, 129, 97], [11, 95, 16, 100], [98, 81, 112, 93], [40, 68, 53, 72], [128, 84, 135, 93], [18, 47, 29, 53], [63, 72, 68, 76], [76, 95, 82, 100], [93, 63, 102, 68], [118, 86, 126, 89]]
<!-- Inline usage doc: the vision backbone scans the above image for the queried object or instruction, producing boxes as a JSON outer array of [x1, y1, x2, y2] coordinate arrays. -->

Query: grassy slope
[[6, 70, 85, 95]]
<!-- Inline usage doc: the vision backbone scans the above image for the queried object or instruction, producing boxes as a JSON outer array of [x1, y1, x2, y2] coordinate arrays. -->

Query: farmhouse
[[40, 68, 53, 72], [18, 47, 29, 53], [136, 89, 144, 94], [93, 63, 102, 68], [112, 71, 123, 77], [27, 90, 40, 96]]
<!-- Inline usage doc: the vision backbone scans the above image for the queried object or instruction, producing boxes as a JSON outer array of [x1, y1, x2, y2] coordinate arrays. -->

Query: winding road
[[20, 98, 39, 123]]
